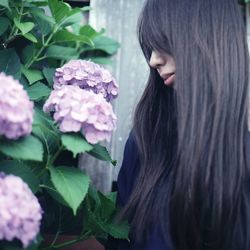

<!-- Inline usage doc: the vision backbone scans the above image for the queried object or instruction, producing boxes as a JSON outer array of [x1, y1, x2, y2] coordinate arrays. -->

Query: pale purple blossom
[[0, 173, 42, 247], [53, 60, 118, 102], [43, 85, 117, 144], [0, 73, 33, 139]]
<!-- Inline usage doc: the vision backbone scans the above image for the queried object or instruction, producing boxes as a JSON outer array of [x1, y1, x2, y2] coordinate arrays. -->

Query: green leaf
[[48, 0, 71, 23], [21, 66, 44, 85], [43, 67, 56, 86], [81, 6, 92, 12], [26, 82, 51, 100], [70, 23, 81, 34], [42, 173, 69, 207], [79, 25, 104, 39], [105, 221, 129, 240], [32, 107, 60, 158], [95, 36, 120, 54], [90, 57, 113, 65], [0, 48, 21, 79], [61, 8, 83, 27], [85, 36, 120, 55], [31, 8, 54, 36], [89, 144, 116, 166], [26, 1, 48, 7], [22, 1, 37, 8], [46, 45, 78, 60], [33, 106, 57, 131], [84, 207, 107, 236], [96, 191, 116, 219], [23, 32, 38, 43], [53, 29, 94, 46], [0, 135, 44, 161], [49, 166, 90, 215], [21, 45, 35, 64], [32, 125, 59, 162], [107, 191, 117, 203], [0, 160, 40, 193], [0, 17, 10, 36], [61, 133, 93, 158], [84, 191, 129, 240], [0, 0, 9, 9], [88, 185, 101, 211], [14, 18, 35, 35], [19, 75, 29, 88]]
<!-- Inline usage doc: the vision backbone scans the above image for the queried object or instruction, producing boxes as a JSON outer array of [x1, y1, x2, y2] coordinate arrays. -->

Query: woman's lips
[[163, 73, 175, 86]]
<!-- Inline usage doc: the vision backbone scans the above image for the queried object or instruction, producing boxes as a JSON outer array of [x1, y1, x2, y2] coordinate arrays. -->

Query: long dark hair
[[121, 0, 250, 249]]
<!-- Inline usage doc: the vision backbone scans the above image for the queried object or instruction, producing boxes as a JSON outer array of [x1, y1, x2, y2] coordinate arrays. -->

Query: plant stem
[[3, 2, 24, 47], [42, 34, 45, 45], [36, 56, 47, 62], [46, 145, 64, 168], [49, 231, 91, 249], [36, 168, 47, 178], [0, 8, 6, 16], [39, 184, 57, 192], [25, 26, 58, 69], [50, 207, 62, 247]]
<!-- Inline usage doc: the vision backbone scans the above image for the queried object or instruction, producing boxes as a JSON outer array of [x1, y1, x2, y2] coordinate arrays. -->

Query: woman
[[113, 0, 250, 249]]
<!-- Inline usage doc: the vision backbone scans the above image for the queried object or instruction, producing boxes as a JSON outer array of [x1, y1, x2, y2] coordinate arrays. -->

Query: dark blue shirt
[[111, 132, 250, 250], [115, 134, 173, 250]]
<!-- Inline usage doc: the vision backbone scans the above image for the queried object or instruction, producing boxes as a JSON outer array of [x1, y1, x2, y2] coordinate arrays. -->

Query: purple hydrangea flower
[[53, 60, 118, 102], [43, 85, 117, 144], [0, 73, 34, 139], [0, 173, 42, 247]]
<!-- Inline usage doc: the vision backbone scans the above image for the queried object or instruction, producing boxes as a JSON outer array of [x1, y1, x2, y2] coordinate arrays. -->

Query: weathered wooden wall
[[78, 0, 148, 193]]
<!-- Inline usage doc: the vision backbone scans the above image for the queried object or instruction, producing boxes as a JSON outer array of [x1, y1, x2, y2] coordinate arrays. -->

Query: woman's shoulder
[[117, 131, 140, 206]]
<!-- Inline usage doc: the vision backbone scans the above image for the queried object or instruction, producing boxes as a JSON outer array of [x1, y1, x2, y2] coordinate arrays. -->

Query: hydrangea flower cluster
[[53, 60, 118, 102], [0, 73, 33, 139], [43, 85, 117, 144], [0, 174, 42, 247]]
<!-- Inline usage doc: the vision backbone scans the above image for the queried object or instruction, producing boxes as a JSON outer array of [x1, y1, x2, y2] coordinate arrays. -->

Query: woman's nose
[[149, 51, 165, 68]]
